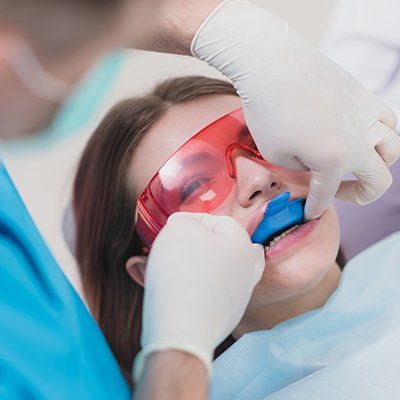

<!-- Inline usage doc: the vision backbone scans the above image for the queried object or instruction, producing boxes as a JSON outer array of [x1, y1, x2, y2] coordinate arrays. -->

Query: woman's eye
[[180, 176, 214, 202]]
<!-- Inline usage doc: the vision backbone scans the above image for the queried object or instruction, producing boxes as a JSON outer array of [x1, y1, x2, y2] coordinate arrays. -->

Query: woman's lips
[[264, 218, 320, 261]]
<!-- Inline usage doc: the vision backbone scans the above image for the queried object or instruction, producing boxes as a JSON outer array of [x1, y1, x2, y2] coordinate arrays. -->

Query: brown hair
[[73, 76, 237, 384]]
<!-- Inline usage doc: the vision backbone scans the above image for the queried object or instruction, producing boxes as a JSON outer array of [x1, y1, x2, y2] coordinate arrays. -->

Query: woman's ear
[[125, 256, 148, 287]]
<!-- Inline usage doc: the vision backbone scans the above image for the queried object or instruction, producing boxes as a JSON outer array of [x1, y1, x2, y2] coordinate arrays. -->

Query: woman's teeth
[[264, 225, 301, 250]]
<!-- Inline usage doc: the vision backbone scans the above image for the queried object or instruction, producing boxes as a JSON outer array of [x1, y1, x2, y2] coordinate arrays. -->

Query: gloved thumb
[[252, 244, 265, 284], [168, 212, 248, 237], [304, 171, 341, 220], [254, 145, 307, 171]]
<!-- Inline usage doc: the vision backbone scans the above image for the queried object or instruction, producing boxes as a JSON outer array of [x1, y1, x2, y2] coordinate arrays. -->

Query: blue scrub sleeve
[[0, 160, 130, 399]]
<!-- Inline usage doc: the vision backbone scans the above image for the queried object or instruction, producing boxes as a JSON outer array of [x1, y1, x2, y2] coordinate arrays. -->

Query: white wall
[[3, 1, 336, 299]]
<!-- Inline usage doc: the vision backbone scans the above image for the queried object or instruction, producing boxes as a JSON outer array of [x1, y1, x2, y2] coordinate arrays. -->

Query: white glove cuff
[[190, 0, 231, 57], [132, 342, 213, 383], [191, 0, 289, 62]]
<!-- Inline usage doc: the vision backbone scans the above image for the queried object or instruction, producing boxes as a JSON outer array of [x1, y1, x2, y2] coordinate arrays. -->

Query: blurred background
[[0, 0, 365, 296]]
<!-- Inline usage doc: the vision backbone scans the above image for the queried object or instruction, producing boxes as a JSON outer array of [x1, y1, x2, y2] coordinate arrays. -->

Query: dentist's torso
[[0, 160, 129, 399]]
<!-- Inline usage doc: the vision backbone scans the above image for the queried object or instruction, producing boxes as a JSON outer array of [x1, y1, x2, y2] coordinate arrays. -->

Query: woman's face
[[130, 94, 340, 305]]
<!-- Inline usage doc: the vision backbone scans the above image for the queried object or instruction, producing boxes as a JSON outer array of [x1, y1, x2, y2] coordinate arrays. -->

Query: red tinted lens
[[148, 140, 232, 214], [137, 108, 255, 246]]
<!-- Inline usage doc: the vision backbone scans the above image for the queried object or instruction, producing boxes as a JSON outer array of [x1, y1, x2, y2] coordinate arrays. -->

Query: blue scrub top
[[0, 160, 130, 398]]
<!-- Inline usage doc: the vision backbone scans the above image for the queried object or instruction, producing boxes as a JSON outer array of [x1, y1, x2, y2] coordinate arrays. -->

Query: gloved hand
[[192, 0, 400, 219], [133, 212, 264, 380]]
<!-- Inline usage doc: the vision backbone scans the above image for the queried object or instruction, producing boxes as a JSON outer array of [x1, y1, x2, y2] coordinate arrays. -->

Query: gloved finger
[[304, 171, 342, 221], [368, 122, 400, 167], [174, 212, 246, 236], [336, 152, 393, 205], [251, 244, 266, 283], [167, 211, 198, 225], [167, 212, 228, 235], [168, 212, 247, 237], [167, 212, 218, 234], [260, 150, 307, 171], [208, 215, 251, 240], [376, 100, 398, 130]]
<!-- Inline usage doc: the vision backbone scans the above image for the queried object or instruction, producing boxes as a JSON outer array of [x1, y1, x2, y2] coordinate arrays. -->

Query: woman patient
[[72, 76, 373, 391]]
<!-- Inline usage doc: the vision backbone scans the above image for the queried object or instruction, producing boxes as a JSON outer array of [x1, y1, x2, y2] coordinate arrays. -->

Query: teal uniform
[[0, 53, 130, 399], [0, 161, 130, 399]]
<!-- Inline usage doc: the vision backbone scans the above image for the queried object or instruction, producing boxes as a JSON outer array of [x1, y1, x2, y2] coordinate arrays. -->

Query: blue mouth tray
[[251, 192, 304, 245]]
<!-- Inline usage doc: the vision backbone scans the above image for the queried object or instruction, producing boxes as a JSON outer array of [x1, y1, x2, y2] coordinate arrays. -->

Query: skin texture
[[128, 94, 342, 339]]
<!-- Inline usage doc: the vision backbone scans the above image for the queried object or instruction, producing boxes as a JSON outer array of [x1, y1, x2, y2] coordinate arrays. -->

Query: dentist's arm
[[134, 351, 208, 400], [129, 0, 222, 54], [132, 213, 265, 399], [138, 0, 400, 220]]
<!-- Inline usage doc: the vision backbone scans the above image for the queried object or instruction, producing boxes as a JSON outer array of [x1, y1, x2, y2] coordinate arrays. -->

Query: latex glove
[[192, 0, 400, 219], [133, 212, 264, 380]]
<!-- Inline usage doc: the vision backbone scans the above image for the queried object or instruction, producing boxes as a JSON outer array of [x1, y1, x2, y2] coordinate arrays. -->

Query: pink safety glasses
[[136, 108, 266, 246]]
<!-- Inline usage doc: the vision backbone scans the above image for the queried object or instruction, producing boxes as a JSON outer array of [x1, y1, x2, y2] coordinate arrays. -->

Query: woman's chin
[[266, 248, 334, 287]]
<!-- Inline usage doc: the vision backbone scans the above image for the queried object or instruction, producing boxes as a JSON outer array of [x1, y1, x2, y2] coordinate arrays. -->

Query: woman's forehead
[[130, 94, 242, 197]]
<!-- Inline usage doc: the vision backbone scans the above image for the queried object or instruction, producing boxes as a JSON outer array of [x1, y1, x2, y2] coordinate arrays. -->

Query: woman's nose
[[234, 156, 282, 207]]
